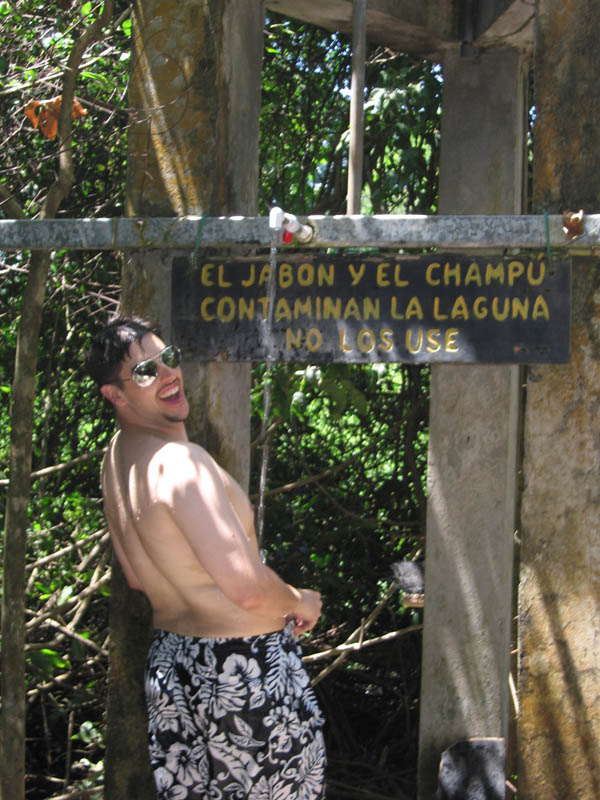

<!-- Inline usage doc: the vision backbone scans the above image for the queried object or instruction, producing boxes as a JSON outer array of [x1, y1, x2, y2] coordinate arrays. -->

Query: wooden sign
[[172, 254, 570, 363]]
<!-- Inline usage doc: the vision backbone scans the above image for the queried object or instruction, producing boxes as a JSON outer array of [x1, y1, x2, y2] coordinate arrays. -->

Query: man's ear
[[100, 383, 127, 407]]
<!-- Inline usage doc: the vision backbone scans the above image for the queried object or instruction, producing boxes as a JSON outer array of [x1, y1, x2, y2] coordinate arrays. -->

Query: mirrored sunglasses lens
[[162, 346, 181, 368], [133, 374, 156, 387], [132, 361, 158, 386]]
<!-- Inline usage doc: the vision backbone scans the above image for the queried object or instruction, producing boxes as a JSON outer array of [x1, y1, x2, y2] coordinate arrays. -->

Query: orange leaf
[[72, 97, 87, 120], [39, 109, 59, 140], [24, 95, 87, 140], [24, 100, 42, 129]]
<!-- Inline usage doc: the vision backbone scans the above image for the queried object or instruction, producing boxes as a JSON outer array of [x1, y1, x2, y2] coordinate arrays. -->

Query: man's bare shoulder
[[125, 435, 224, 499], [147, 438, 217, 473], [114, 429, 210, 465], [104, 429, 228, 510]]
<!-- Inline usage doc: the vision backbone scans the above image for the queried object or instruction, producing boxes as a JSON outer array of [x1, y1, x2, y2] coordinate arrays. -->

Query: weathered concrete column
[[104, 2, 265, 797], [418, 47, 528, 799], [122, 0, 263, 484], [517, 2, 600, 797]]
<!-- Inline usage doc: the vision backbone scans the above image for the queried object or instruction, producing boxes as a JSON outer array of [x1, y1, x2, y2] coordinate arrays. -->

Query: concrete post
[[517, 2, 600, 796], [122, 0, 264, 484], [104, 2, 265, 797], [418, 47, 528, 799]]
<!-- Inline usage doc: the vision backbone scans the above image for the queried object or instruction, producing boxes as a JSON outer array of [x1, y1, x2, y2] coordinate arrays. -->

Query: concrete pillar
[[104, 3, 265, 797], [122, 0, 264, 483], [517, 2, 600, 797], [418, 47, 528, 799]]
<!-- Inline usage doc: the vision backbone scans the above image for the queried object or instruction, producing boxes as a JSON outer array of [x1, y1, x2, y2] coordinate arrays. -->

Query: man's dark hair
[[85, 315, 161, 387]]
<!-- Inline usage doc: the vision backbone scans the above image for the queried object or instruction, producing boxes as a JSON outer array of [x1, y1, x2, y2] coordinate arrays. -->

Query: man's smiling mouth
[[159, 382, 181, 401]]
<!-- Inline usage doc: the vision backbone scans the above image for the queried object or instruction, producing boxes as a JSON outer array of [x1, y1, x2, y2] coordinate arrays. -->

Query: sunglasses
[[123, 345, 182, 388]]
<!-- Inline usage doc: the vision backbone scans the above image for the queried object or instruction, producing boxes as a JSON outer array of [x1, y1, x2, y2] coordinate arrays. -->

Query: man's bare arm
[[152, 442, 322, 631]]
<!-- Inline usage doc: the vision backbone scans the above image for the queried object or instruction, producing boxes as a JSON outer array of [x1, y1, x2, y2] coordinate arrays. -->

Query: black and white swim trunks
[[144, 622, 326, 799]]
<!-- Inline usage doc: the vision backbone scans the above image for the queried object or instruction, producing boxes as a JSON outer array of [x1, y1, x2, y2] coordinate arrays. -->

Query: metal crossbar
[[0, 214, 599, 251]]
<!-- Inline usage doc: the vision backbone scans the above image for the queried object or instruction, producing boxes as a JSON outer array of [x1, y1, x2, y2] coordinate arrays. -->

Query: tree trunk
[[0, 6, 113, 797], [1, 252, 51, 800]]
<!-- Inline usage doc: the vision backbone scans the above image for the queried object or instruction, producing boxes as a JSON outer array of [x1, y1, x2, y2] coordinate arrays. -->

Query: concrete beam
[[265, 0, 457, 57], [0, 213, 597, 250], [475, 0, 535, 53], [264, 0, 533, 56]]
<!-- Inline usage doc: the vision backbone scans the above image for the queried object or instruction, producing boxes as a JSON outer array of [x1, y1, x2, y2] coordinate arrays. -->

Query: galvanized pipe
[[347, 0, 367, 214], [0, 214, 598, 251]]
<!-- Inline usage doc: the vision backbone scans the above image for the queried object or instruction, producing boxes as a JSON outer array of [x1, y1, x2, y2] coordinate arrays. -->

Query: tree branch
[[26, 529, 108, 572], [26, 619, 108, 657], [43, 1, 115, 219], [25, 571, 111, 634], [0, 182, 25, 219], [310, 582, 400, 686], [303, 625, 422, 664], [0, 448, 107, 487]]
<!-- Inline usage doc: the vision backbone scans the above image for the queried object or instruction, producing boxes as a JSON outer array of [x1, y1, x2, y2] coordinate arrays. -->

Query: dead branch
[[0, 182, 26, 219], [77, 530, 110, 571], [251, 419, 282, 449], [67, 543, 112, 630], [26, 529, 108, 571], [24, 536, 111, 643], [251, 411, 414, 504], [251, 432, 384, 501], [25, 571, 111, 633], [310, 582, 399, 686], [26, 654, 107, 702], [303, 626, 422, 663], [45, 788, 103, 800], [26, 618, 108, 657], [0, 449, 107, 486]]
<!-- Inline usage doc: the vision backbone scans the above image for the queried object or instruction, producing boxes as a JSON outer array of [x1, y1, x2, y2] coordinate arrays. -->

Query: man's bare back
[[102, 428, 291, 637]]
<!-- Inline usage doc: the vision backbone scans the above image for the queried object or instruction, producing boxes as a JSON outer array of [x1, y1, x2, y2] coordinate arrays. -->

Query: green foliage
[[0, 3, 131, 796], [261, 13, 441, 215], [252, 362, 428, 631], [0, 0, 131, 218], [257, 7, 438, 652], [362, 61, 441, 213], [0, 250, 118, 795]]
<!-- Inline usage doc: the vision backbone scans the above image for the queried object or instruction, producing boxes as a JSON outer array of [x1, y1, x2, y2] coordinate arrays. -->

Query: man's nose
[[157, 359, 178, 378]]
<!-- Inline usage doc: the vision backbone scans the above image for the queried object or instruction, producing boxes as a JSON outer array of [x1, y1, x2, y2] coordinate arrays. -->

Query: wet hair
[[85, 315, 162, 387]]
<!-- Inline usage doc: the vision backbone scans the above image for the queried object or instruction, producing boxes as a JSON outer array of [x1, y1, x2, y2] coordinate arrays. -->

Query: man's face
[[106, 332, 190, 427]]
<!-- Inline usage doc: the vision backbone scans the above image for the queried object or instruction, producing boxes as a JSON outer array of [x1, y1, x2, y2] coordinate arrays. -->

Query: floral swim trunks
[[144, 622, 326, 799]]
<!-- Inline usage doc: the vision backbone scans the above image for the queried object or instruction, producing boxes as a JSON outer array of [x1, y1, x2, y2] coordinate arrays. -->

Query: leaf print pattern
[[144, 623, 326, 799]]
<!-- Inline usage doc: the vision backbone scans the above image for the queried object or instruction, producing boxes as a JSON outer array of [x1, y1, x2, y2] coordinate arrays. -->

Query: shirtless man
[[86, 316, 326, 799]]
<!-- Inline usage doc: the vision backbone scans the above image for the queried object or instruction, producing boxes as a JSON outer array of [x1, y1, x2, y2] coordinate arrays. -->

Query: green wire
[[544, 210, 552, 266]]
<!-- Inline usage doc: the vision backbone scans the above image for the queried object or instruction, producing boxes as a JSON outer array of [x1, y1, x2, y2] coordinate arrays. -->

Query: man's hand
[[289, 588, 322, 635]]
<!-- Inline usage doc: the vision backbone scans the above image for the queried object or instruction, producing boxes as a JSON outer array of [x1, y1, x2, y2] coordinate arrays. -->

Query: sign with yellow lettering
[[172, 254, 570, 363]]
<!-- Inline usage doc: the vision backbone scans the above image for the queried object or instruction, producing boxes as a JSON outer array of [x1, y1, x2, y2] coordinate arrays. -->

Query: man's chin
[[164, 409, 189, 423], [162, 393, 189, 424]]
